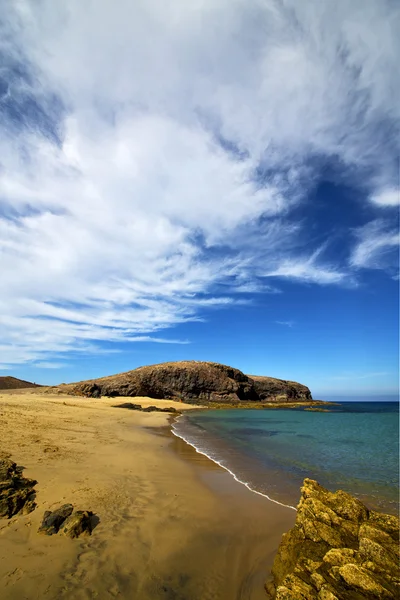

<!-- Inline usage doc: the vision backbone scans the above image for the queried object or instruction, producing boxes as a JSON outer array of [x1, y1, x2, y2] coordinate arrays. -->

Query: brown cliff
[[60, 361, 313, 404], [251, 375, 312, 402], [266, 478, 399, 599]]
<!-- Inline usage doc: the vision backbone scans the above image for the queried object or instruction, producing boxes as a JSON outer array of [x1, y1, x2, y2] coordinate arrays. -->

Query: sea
[[172, 400, 399, 514]]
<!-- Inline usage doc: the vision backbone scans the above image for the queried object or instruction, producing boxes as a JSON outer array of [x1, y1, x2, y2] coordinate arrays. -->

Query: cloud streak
[[329, 372, 390, 381], [350, 220, 399, 271], [0, 0, 399, 367]]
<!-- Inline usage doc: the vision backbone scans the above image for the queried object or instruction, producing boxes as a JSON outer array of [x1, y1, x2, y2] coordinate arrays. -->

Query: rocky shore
[[266, 478, 399, 599]]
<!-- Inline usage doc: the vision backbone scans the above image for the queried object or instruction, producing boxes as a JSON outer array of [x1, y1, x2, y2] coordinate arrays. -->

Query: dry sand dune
[[0, 390, 294, 600]]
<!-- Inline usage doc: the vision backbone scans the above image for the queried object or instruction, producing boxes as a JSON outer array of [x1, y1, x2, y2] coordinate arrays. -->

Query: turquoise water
[[172, 402, 399, 514]]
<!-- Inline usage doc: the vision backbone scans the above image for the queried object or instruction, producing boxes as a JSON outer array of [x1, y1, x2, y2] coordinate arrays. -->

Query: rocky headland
[[59, 360, 313, 404], [266, 478, 399, 599]]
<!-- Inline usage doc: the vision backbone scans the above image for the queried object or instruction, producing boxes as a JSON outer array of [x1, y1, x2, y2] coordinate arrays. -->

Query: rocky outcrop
[[0, 457, 96, 539], [0, 455, 37, 518], [113, 402, 179, 413], [251, 375, 312, 402], [38, 504, 95, 537], [265, 479, 399, 599], [0, 376, 41, 390], [62, 361, 312, 404]]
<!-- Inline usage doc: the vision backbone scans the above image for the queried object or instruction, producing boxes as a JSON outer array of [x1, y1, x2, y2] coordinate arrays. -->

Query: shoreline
[[171, 404, 399, 517], [0, 390, 295, 599], [171, 413, 297, 511]]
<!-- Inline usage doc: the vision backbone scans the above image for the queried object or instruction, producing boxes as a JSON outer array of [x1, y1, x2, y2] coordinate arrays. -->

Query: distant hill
[[0, 376, 42, 390], [60, 361, 313, 404]]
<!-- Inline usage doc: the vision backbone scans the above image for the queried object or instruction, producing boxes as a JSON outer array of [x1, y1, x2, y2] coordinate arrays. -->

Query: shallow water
[[172, 402, 399, 514]]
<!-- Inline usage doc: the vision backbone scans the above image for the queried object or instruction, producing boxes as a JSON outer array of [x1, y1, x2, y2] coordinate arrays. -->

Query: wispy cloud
[[0, 0, 399, 366], [350, 220, 399, 271], [34, 362, 69, 369], [264, 246, 348, 285], [329, 372, 390, 381], [276, 321, 295, 328]]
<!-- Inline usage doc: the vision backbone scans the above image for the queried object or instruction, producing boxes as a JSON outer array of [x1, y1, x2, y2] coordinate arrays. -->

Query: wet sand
[[0, 390, 295, 600]]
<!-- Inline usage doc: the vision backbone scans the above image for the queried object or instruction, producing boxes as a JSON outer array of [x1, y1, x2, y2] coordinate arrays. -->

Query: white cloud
[[265, 260, 346, 284], [329, 372, 390, 381], [350, 220, 399, 270], [370, 188, 399, 207], [0, 0, 399, 366], [276, 321, 294, 328], [263, 246, 348, 284], [34, 362, 69, 369]]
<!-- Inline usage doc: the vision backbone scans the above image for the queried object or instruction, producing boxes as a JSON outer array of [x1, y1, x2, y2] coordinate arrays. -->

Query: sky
[[0, 0, 399, 398]]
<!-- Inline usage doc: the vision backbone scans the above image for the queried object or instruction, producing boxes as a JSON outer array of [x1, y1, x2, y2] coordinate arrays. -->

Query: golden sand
[[0, 390, 295, 600]]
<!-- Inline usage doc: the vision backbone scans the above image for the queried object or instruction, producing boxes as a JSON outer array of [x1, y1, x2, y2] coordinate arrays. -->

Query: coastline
[[0, 390, 295, 600], [173, 404, 399, 516], [171, 412, 297, 511]]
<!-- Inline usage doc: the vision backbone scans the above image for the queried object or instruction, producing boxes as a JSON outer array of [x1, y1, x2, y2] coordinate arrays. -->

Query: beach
[[174, 403, 399, 515], [0, 390, 295, 600]]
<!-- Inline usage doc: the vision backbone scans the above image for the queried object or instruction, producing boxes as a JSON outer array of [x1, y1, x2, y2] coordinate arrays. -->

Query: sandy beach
[[0, 389, 295, 600]]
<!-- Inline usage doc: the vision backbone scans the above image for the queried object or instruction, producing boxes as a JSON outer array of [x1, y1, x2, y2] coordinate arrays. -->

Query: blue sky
[[0, 1, 399, 397]]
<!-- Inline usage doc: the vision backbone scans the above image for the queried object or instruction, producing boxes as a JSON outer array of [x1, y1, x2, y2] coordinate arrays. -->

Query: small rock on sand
[[38, 504, 74, 535], [60, 510, 94, 538]]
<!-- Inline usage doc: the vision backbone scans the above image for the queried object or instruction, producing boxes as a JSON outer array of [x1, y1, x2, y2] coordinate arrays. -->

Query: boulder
[[60, 510, 93, 538], [0, 456, 37, 518], [63, 361, 313, 404], [38, 504, 73, 535], [266, 479, 400, 599]]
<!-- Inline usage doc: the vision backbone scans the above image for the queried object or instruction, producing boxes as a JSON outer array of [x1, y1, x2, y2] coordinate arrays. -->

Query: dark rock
[[76, 383, 102, 398], [0, 456, 37, 518], [113, 402, 178, 413], [113, 402, 143, 410], [266, 478, 400, 599], [142, 405, 178, 413], [63, 361, 312, 405], [38, 503, 74, 535], [60, 510, 93, 538]]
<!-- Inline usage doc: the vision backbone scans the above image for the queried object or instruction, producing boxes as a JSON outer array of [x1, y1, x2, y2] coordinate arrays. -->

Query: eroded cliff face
[[266, 479, 399, 600], [62, 361, 313, 404], [251, 375, 312, 402]]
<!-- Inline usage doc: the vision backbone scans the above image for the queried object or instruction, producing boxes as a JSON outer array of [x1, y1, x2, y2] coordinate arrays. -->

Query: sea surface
[[172, 401, 399, 514]]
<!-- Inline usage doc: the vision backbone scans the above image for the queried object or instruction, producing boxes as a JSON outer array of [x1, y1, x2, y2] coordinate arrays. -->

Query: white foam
[[171, 415, 296, 511]]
